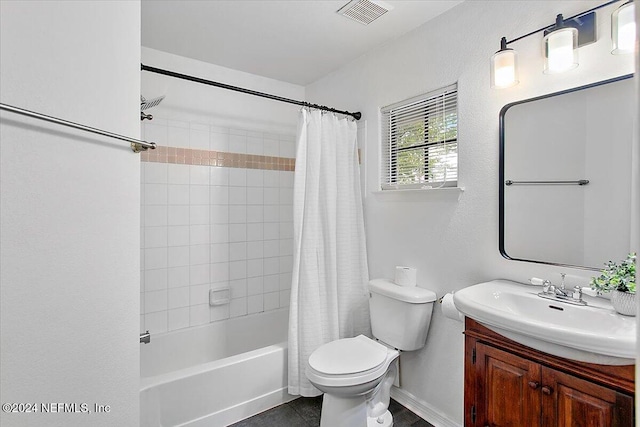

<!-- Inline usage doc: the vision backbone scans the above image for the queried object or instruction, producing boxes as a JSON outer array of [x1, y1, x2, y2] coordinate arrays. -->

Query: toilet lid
[[308, 335, 388, 375]]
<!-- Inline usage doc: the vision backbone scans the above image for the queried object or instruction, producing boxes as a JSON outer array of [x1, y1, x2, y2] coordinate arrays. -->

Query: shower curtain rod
[[141, 64, 362, 121]]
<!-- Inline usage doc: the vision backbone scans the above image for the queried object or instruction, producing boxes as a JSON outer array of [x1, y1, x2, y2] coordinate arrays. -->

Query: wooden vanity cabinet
[[464, 318, 634, 427]]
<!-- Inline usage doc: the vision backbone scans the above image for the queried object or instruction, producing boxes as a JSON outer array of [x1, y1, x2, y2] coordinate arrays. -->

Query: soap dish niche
[[210, 286, 230, 306]]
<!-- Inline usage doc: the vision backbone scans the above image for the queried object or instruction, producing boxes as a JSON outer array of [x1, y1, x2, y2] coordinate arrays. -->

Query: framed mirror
[[499, 74, 634, 270]]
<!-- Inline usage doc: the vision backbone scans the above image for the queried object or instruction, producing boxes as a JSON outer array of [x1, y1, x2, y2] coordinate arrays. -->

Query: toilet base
[[367, 410, 393, 427], [320, 394, 368, 427], [319, 394, 394, 427]]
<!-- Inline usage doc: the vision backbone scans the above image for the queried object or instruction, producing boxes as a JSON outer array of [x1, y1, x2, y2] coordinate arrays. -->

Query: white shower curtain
[[287, 109, 371, 396]]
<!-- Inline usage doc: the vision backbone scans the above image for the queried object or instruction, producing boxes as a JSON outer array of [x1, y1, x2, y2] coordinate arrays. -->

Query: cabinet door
[[541, 367, 634, 427], [476, 343, 542, 427]]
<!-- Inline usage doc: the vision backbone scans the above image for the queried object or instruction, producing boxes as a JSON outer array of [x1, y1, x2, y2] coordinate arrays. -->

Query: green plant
[[590, 253, 636, 294]]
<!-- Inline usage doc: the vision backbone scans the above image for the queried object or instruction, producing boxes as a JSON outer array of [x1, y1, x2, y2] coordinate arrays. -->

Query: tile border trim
[[141, 146, 295, 171]]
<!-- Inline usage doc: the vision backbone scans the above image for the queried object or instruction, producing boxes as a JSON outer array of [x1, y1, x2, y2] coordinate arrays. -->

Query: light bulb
[[490, 37, 519, 89], [543, 23, 578, 74], [612, 2, 636, 54]]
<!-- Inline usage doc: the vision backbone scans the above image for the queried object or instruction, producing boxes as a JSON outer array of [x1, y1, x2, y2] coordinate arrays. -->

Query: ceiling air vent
[[337, 0, 393, 25]]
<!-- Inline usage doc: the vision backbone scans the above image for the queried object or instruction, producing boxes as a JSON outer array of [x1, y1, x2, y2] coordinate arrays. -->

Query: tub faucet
[[140, 331, 151, 344]]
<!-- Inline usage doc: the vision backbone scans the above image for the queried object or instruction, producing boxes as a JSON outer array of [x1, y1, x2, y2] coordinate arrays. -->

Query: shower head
[[141, 95, 165, 111], [140, 95, 165, 121]]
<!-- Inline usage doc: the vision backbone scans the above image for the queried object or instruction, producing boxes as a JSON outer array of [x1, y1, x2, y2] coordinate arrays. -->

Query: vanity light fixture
[[491, 0, 630, 89], [612, 1, 636, 54], [491, 37, 519, 88], [543, 14, 579, 74]]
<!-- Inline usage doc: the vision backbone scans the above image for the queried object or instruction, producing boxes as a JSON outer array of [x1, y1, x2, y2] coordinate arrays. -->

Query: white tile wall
[[247, 294, 264, 314], [141, 122, 295, 334], [210, 129, 229, 152], [168, 308, 190, 331]]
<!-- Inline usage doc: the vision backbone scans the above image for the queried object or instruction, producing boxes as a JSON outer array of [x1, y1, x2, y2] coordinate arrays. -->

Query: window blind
[[380, 83, 458, 190]]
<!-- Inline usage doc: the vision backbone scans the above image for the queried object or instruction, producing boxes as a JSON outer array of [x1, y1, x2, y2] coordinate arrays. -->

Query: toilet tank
[[368, 279, 437, 351]]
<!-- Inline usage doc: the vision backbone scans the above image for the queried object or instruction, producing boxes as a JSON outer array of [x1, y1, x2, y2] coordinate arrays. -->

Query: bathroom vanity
[[463, 318, 635, 426]]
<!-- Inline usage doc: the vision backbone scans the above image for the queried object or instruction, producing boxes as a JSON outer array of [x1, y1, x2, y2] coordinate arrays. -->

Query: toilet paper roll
[[441, 293, 463, 322], [394, 266, 417, 287]]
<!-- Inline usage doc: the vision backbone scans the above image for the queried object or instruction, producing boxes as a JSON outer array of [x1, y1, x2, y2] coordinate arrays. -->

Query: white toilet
[[306, 279, 437, 427]]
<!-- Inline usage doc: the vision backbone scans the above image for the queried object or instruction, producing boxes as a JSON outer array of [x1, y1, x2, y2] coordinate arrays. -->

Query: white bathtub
[[140, 308, 294, 427]]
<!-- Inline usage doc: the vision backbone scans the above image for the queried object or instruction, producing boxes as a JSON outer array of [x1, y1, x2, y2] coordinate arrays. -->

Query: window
[[380, 83, 458, 190]]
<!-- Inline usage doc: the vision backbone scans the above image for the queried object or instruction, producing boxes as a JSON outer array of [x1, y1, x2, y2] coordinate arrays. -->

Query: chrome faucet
[[547, 273, 570, 297], [140, 331, 151, 344], [554, 286, 569, 298], [536, 274, 587, 306]]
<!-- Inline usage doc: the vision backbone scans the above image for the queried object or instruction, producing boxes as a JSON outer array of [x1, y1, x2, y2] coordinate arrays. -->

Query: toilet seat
[[307, 335, 399, 388]]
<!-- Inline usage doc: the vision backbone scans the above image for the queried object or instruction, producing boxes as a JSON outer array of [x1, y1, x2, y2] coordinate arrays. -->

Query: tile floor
[[229, 396, 435, 427]]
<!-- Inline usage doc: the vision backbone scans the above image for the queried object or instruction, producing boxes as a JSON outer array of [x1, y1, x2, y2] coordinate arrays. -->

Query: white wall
[[142, 47, 303, 135], [0, 2, 140, 426], [634, 0, 640, 409], [306, 1, 635, 424], [140, 49, 302, 336]]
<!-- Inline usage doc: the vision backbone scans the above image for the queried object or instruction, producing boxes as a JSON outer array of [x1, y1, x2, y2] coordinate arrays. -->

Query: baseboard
[[390, 387, 461, 427], [184, 387, 297, 427]]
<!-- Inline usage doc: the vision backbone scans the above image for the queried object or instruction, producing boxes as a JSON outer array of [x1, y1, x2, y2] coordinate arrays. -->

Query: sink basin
[[454, 280, 636, 365]]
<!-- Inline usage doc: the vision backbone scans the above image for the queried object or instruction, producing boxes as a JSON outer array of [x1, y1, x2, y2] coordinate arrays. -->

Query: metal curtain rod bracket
[[505, 0, 622, 45], [141, 63, 362, 121], [505, 179, 590, 186], [0, 103, 156, 153]]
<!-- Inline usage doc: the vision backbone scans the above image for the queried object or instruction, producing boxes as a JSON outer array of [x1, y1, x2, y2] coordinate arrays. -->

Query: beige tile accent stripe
[[141, 146, 295, 171], [141, 146, 361, 170]]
